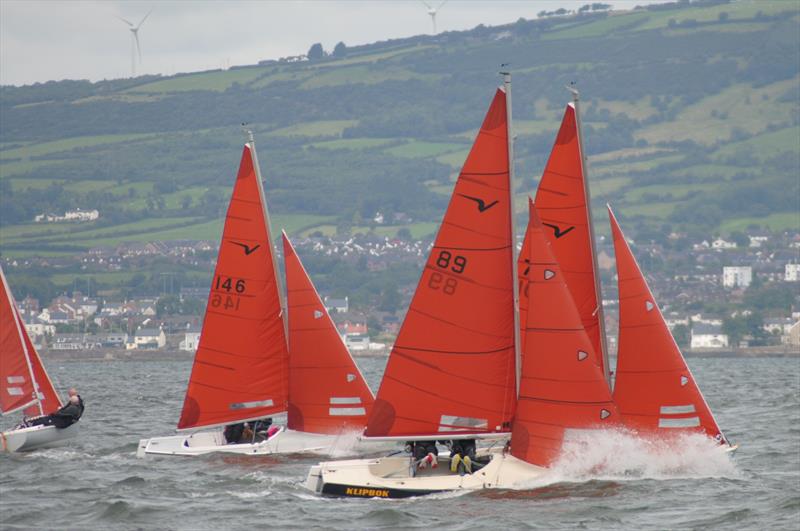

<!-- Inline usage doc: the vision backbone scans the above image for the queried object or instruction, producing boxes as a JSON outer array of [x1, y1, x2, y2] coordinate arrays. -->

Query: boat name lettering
[[345, 487, 389, 498]]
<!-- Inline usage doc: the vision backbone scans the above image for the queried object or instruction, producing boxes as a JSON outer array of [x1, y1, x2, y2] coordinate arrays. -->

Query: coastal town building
[[179, 329, 201, 351], [690, 323, 729, 349], [785, 263, 800, 282], [722, 266, 752, 288]]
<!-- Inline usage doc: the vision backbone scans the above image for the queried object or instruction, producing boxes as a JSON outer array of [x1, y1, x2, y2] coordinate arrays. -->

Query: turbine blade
[[136, 8, 153, 29], [134, 33, 142, 63], [437, 0, 448, 11], [420, 0, 432, 9], [117, 15, 134, 26]]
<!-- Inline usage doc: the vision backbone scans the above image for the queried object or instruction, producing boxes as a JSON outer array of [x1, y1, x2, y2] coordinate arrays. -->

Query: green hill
[[1, 0, 798, 258]]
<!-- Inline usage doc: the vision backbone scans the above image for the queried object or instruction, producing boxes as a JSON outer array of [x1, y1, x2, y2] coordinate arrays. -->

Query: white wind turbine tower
[[118, 9, 153, 78], [422, 0, 448, 35]]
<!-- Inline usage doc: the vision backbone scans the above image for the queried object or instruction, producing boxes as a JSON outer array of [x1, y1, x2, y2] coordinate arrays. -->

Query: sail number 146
[[212, 275, 246, 311]]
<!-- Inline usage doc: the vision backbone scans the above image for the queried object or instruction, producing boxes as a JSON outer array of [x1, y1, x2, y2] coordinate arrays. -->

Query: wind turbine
[[421, 1, 448, 35], [118, 9, 153, 78]]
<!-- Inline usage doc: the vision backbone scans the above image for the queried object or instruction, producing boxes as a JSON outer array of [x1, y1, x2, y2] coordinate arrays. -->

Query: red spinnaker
[[533, 104, 605, 375], [609, 207, 725, 442], [365, 88, 516, 437], [511, 203, 617, 467], [178, 145, 289, 430], [283, 233, 375, 434]]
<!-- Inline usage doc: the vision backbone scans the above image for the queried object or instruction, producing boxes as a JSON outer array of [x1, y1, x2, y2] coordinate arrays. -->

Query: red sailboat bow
[[1, 266, 62, 418], [511, 202, 617, 467], [609, 206, 727, 443], [177, 144, 289, 431], [365, 88, 516, 438], [533, 103, 607, 379], [283, 233, 375, 434]]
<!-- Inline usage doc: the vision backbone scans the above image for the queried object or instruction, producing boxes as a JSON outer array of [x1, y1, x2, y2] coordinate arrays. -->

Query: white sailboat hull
[[305, 447, 548, 498], [1, 423, 80, 453], [137, 426, 367, 458]]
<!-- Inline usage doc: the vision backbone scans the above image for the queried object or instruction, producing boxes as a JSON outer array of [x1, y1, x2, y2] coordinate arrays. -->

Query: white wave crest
[[547, 428, 740, 482]]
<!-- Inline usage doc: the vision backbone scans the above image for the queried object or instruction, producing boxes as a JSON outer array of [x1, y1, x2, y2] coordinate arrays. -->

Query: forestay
[[365, 88, 516, 438], [177, 145, 289, 431]]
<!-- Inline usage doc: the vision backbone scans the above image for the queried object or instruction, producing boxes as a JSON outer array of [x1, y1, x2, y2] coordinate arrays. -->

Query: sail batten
[[365, 89, 516, 438], [609, 207, 726, 443], [177, 144, 289, 431], [283, 233, 374, 434]]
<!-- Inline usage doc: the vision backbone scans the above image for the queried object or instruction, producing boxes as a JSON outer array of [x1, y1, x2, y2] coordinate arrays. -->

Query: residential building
[[763, 318, 795, 336], [179, 329, 201, 351], [722, 266, 752, 288], [785, 263, 800, 282], [132, 328, 166, 349], [344, 334, 370, 352], [711, 238, 736, 250], [95, 333, 129, 348], [324, 296, 349, 314], [690, 323, 729, 349]]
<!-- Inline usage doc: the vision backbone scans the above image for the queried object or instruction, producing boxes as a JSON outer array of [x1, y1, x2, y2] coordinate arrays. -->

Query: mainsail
[[177, 144, 289, 431], [1, 267, 62, 417], [533, 103, 606, 378], [283, 233, 375, 434], [609, 207, 725, 442], [365, 88, 516, 438], [511, 202, 617, 467]]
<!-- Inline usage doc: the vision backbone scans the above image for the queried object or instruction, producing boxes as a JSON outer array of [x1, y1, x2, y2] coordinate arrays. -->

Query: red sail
[[609, 207, 725, 441], [1, 267, 39, 415], [18, 306, 62, 417], [365, 88, 516, 438], [283, 233, 375, 434], [511, 202, 617, 467], [533, 104, 605, 375], [517, 220, 532, 355], [178, 145, 289, 430]]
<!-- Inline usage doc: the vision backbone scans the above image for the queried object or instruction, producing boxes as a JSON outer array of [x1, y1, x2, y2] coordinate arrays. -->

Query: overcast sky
[[0, 1, 663, 86]]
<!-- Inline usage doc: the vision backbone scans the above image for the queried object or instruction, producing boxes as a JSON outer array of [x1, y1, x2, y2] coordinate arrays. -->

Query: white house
[[763, 318, 795, 336], [344, 334, 370, 352], [324, 296, 349, 314], [690, 323, 729, 349], [712, 238, 737, 250], [722, 266, 752, 288], [179, 329, 201, 351], [132, 328, 166, 349], [23, 317, 56, 338], [785, 263, 800, 282]]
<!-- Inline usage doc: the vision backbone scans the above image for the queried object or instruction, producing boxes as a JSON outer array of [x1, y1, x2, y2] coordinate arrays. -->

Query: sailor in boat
[[405, 441, 439, 470], [22, 394, 83, 429], [223, 418, 278, 444], [447, 439, 477, 475]]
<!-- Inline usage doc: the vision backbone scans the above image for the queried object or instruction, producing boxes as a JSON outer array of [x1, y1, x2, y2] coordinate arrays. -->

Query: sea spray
[[549, 428, 739, 482]]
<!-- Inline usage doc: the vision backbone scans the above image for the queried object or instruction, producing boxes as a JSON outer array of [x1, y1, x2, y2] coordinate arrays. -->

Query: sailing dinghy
[[137, 138, 375, 457], [1, 267, 78, 453], [608, 207, 735, 450]]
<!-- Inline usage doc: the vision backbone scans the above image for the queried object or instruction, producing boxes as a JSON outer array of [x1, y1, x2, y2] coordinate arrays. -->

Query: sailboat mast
[[567, 85, 611, 387], [246, 130, 289, 343], [502, 70, 522, 398]]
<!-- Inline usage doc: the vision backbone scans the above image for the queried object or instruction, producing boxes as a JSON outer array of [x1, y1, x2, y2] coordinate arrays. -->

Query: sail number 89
[[435, 251, 467, 274]]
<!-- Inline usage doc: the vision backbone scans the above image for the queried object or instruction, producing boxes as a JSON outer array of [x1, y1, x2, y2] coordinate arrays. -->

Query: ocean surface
[[1, 356, 798, 531]]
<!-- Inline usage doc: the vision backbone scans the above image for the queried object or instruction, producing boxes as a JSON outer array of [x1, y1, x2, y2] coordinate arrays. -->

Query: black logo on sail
[[543, 223, 575, 239], [458, 194, 498, 213], [231, 242, 261, 255]]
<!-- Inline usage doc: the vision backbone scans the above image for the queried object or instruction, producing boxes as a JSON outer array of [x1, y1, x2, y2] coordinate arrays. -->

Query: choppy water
[[1, 357, 798, 530]]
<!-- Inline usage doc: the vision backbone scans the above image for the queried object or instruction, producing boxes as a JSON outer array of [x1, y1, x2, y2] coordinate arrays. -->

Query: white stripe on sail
[[329, 397, 362, 404], [660, 405, 696, 415], [6, 376, 25, 384], [658, 416, 700, 428], [438, 415, 488, 432], [329, 407, 366, 416], [7, 387, 24, 396], [229, 399, 274, 410]]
